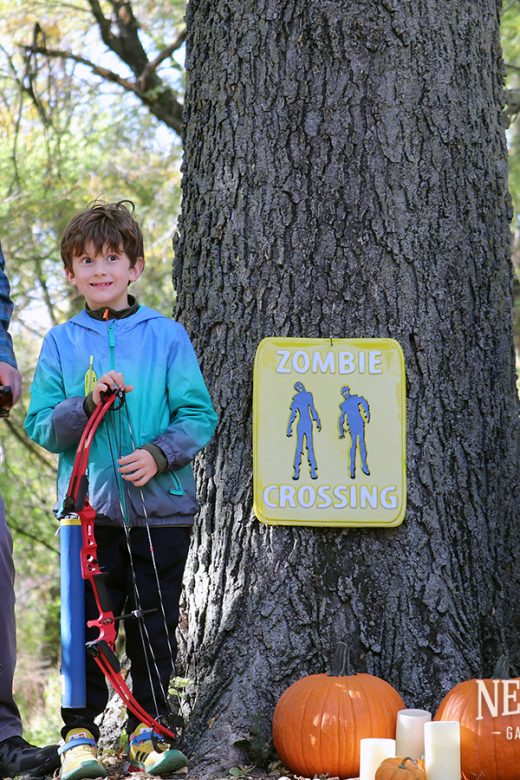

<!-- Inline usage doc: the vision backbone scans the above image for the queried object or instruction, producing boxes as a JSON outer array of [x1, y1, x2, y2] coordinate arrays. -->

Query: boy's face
[[66, 241, 144, 311]]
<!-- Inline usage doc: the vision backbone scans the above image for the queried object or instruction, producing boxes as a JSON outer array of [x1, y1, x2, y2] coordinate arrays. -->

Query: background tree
[[0, 0, 185, 322], [174, 0, 520, 774], [502, 0, 520, 356], [20, 0, 186, 135]]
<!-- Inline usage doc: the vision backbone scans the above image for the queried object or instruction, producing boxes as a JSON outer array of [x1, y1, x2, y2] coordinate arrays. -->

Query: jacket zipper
[[107, 321, 131, 521], [108, 321, 116, 370]]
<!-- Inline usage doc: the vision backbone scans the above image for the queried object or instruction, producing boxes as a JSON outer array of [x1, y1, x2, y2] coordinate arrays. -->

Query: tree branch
[[88, 0, 149, 77], [3, 417, 57, 471], [9, 520, 59, 555], [138, 27, 187, 88], [22, 44, 140, 95], [23, 24, 52, 128], [22, 41, 183, 135], [34, 255, 61, 327], [0, 44, 23, 190], [86, 0, 114, 49]]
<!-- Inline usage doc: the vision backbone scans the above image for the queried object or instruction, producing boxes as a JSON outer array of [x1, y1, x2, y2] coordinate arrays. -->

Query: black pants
[[0, 497, 22, 741], [61, 525, 190, 739]]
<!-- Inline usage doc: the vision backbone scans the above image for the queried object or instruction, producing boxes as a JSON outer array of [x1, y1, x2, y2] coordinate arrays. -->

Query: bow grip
[[91, 570, 112, 613], [75, 475, 89, 512]]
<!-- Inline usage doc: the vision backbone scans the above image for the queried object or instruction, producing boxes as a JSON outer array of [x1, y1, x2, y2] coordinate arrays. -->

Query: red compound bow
[[60, 389, 176, 741]]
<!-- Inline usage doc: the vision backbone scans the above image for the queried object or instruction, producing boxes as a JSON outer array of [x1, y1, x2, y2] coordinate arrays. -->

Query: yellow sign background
[[253, 337, 406, 527]]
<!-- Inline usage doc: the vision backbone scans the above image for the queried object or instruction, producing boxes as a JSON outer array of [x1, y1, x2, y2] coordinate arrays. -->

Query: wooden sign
[[253, 337, 406, 527]]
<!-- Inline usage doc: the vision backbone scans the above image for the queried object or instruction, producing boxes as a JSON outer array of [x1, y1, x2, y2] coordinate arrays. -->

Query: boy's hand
[[118, 449, 158, 487], [93, 370, 133, 405]]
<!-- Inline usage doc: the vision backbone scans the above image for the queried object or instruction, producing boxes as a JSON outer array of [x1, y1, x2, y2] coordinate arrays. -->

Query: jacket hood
[[68, 305, 165, 334]]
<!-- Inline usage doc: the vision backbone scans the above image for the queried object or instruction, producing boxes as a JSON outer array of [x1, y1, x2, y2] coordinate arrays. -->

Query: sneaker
[[127, 724, 187, 775], [0, 736, 60, 779], [59, 729, 106, 780]]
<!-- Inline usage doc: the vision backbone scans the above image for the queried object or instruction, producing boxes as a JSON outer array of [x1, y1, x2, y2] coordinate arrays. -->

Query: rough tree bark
[[174, 0, 520, 774]]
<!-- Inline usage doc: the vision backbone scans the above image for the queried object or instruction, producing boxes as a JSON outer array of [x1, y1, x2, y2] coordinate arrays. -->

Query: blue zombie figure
[[338, 385, 371, 479], [286, 381, 321, 480]]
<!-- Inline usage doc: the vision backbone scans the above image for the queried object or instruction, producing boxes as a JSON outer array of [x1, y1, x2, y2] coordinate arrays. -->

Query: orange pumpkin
[[434, 655, 520, 780], [375, 756, 426, 780], [272, 647, 405, 778]]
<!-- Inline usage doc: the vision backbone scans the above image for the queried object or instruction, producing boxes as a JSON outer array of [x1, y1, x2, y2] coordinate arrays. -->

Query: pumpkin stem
[[329, 642, 351, 676], [399, 758, 417, 769], [492, 654, 510, 680]]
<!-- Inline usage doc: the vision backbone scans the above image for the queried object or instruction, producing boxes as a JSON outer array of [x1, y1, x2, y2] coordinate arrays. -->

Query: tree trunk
[[174, 0, 520, 774]]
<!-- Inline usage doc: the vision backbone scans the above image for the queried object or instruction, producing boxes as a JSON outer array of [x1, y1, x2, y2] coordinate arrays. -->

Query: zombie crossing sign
[[253, 337, 406, 527]]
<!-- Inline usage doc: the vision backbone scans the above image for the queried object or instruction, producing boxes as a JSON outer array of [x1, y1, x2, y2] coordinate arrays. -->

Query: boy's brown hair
[[60, 200, 144, 271]]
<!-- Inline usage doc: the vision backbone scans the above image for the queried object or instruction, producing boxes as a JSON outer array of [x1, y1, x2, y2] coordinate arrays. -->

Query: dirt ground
[[98, 753, 358, 780]]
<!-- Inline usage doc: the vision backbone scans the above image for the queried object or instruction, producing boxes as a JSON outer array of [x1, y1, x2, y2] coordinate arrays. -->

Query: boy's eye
[[82, 257, 93, 264], [108, 255, 118, 262]]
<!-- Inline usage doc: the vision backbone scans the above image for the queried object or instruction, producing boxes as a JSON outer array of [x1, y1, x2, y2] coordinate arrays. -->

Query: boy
[[25, 201, 217, 780]]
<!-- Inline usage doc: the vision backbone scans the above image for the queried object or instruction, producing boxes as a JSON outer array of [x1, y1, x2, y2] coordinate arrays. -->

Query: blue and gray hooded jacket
[[25, 306, 217, 527]]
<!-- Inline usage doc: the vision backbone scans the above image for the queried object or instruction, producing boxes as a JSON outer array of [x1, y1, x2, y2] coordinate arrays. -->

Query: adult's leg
[[0, 499, 61, 777], [0, 496, 22, 742]]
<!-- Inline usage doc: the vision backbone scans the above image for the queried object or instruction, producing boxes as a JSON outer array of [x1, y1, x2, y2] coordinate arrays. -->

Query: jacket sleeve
[[24, 331, 88, 453], [0, 243, 17, 369], [150, 325, 217, 470]]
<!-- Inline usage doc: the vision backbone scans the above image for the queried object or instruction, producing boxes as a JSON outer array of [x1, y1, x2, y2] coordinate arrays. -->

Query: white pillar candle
[[359, 738, 396, 780], [395, 708, 432, 759], [424, 721, 461, 780]]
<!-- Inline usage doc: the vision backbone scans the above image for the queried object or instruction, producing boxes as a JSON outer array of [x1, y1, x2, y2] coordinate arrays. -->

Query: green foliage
[[502, 1, 520, 236], [0, 0, 185, 743], [501, 2, 520, 358], [228, 767, 255, 779], [0, 0, 184, 318]]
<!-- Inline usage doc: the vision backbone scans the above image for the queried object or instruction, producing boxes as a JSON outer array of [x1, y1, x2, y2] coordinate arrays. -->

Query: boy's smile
[[66, 241, 144, 311]]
